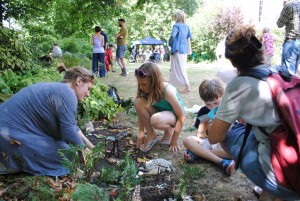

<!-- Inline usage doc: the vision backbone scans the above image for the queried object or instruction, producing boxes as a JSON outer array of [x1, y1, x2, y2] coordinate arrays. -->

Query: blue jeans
[[92, 53, 105, 77], [281, 39, 300, 75], [226, 123, 300, 200]]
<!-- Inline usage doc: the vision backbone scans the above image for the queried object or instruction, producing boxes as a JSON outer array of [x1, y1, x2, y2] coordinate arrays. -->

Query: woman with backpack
[[207, 25, 300, 200]]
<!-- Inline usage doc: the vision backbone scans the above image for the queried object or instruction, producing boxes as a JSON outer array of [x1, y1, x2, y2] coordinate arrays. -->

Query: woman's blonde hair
[[225, 25, 264, 73], [57, 64, 94, 85], [135, 62, 164, 105], [174, 10, 185, 23]]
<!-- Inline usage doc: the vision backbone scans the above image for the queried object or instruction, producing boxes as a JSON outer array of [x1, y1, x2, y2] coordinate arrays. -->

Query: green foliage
[[78, 81, 123, 123], [4, 176, 56, 200], [188, 4, 244, 62], [62, 52, 92, 69], [0, 66, 61, 102], [60, 37, 92, 59], [58, 145, 85, 179], [95, 152, 140, 199], [25, 34, 58, 59], [59, 143, 106, 181], [72, 183, 109, 201], [0, 27, 32, 71], [0, 0, 51, 26], [178, 165, 205, 196]]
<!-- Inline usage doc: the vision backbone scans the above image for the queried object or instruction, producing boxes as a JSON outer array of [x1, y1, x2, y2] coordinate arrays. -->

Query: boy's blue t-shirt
[[194, 106, 210, 128]]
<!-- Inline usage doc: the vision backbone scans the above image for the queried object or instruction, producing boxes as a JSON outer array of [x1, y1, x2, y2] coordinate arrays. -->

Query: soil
[[88, 115, 258, 201]]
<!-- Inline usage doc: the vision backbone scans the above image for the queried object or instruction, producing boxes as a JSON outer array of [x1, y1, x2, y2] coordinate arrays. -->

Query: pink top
[[262, 32, 274, 56]]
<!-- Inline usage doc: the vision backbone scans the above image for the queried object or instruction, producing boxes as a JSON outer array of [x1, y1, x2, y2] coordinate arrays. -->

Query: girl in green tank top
[[134, 62, 185, 152]]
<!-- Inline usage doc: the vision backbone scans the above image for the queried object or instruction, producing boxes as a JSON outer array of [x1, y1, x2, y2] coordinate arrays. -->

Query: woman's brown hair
[[57, 64, 94, 85], [135, 62, 164, 105], [225, 25, 264, 73]]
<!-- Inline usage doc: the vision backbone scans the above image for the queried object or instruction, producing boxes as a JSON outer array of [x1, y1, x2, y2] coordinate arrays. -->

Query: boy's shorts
[[198, 138, 221, 150]]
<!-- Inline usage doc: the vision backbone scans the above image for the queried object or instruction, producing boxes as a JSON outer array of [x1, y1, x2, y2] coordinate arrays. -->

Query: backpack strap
[[239, 65, 292, 82], [235, 123, 252, 170]]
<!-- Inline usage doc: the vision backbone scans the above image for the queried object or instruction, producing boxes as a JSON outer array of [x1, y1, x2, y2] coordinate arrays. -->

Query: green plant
[[72, 183, 109, 201], [178, 165, 205, 196], [0, 66, 61, 102], [62, 52, 91, 69], [117, 152, 140, 200], [78, 81, 123, 124], [4, 176, 57, 200], [0, 27, 32, 71]]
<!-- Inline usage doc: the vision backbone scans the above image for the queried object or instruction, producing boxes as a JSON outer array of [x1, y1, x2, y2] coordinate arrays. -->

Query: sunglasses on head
[[135, 69, 149, 77]]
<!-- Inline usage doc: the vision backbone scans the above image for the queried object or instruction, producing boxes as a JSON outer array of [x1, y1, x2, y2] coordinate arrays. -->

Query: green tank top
[[153, 84, 185, 114]]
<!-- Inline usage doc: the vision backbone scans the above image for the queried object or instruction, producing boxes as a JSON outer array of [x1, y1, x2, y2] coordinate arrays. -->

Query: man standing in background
[[116, 19, 128, 76], [277, 0, 300, 75]]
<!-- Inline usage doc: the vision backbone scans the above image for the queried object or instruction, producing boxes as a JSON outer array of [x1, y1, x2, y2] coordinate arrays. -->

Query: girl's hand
[[169, 142, 180, 152]]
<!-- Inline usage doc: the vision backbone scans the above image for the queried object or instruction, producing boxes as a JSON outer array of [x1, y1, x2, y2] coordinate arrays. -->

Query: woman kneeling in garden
[[134, 62, 185, 152], [0, 66, 94, 176]]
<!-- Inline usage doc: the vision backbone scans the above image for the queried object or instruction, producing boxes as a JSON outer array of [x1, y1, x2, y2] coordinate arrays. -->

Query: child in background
[[183, 79, 235, 176], [134, 62, 185, 152], [105, 44, 115, 72], [49, 43, 62, 62], [260, 27, 274, 65]]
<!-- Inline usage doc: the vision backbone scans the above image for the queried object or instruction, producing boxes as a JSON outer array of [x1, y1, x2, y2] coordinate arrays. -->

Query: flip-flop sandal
[[140, 138, 159, 152], [160, 138, 171, 145], [184, 149, 199, 163]]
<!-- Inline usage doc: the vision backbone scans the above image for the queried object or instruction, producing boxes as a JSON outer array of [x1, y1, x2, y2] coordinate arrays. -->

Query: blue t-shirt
[[169, 22, 192, 55]]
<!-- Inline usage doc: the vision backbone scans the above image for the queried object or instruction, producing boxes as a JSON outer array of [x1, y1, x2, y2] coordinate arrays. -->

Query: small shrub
[[0, 66, 61, 102], [72, 183, 109, 201], [62, 52, 91, 69], [0, 27, 32, 71], [178, 165, 205, 196], [78, 81, 123, 123]]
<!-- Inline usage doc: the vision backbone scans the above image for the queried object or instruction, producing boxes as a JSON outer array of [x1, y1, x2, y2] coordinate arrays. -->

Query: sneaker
[[121, 69, 127, 77], [220, 159, 235, 176]]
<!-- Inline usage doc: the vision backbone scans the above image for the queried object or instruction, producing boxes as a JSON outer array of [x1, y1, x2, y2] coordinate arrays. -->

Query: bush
[[62, 52, 92, 69], [60, 37, 92, 59], [72, 183, 109, 201], [0, 27, 32, 71], [78, 80, 123, 124], [0, 66, 61, 102], [25, 34, 58, 60], [188, 5, 244, 62]]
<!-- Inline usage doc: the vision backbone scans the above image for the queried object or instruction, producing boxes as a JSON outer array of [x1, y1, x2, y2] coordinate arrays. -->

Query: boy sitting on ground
[[183, 78, 235, 176]]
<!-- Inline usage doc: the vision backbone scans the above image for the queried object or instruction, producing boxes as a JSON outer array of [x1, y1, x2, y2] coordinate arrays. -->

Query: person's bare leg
[[110, 62, 115, 72], [136, 118, 145, 149], [120, 58, 126, 71], [183, 136, 222, 164], [116, 57, 123, 69], [150, 111, 176, 143], [134, 98, 158, 147]]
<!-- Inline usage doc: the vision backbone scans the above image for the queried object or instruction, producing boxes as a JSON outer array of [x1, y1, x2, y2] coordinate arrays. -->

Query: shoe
[[140, 137, 159, 152], [184, 149, 199, 163], [220, 159, 235, 176]]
